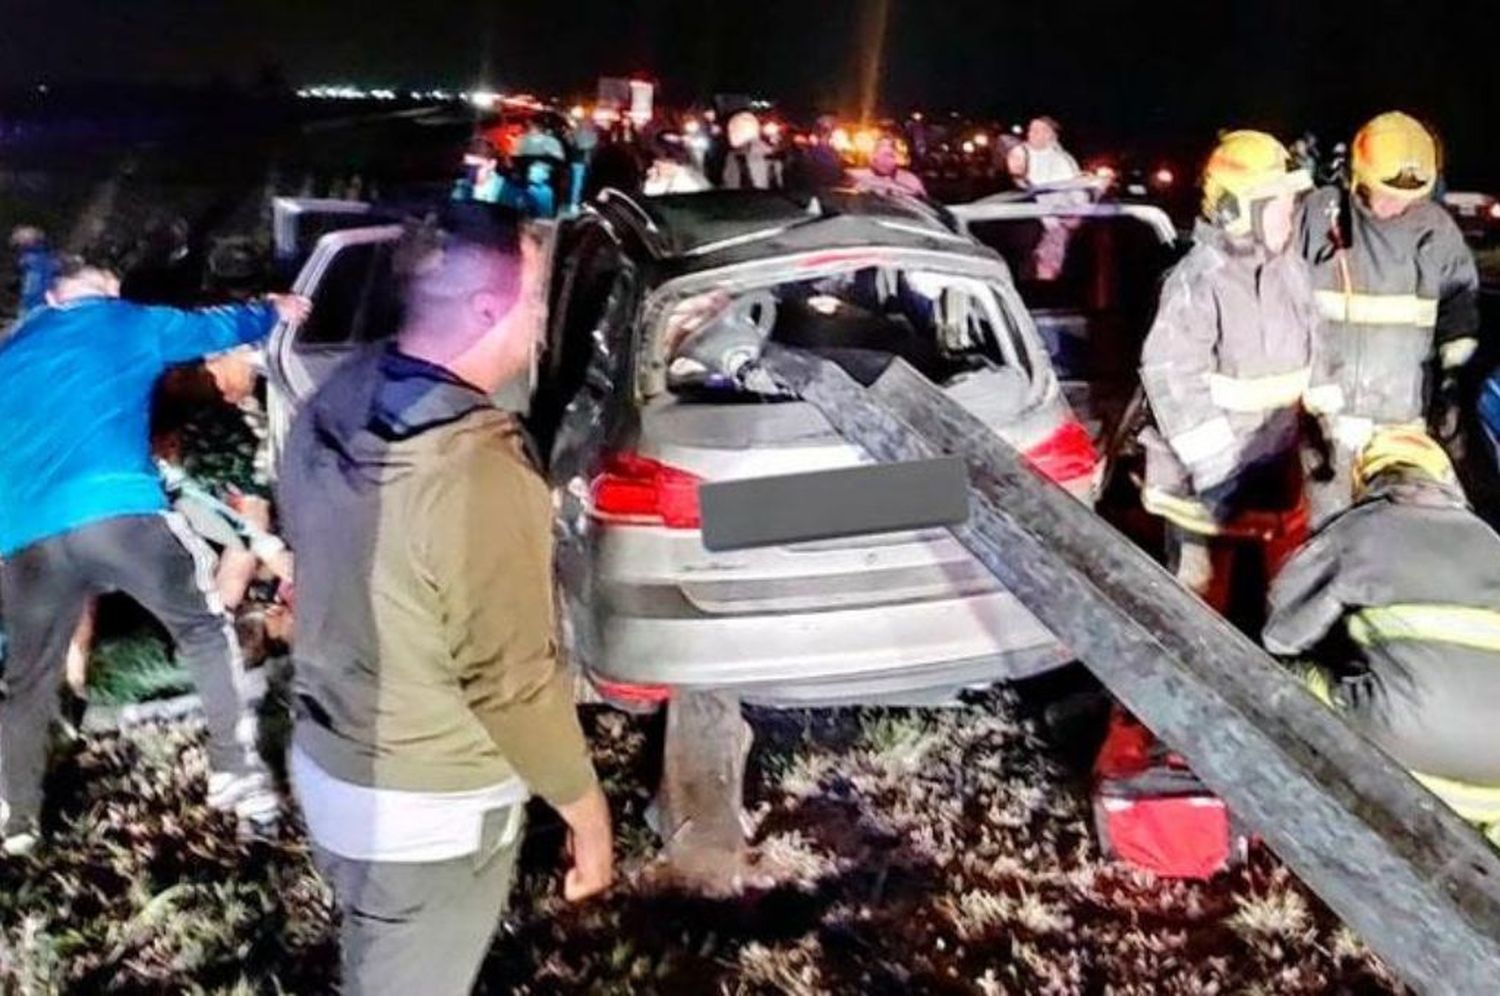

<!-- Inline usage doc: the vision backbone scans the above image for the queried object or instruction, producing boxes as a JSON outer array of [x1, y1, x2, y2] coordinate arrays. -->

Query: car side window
[[297, 240, 402, 348]]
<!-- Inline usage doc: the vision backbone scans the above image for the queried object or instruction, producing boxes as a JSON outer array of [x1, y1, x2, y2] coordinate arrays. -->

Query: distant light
[[1093, 165, 1118, 182], [683, 118, 702, 135], [1489, 202, 1500, 220], [830, 128, 853, 153], [570, 105, 587, 120], [470, 90, 499, 110], [763, 121, 783, 141], [962, 140, 976, 155], [1011, 123, 1024, 135], [1153, 167, 1175, 187], [911, 112, 923, 122], [854, 128, 879, 156], [36, 83, 49, 95], [973, 132, 990, 148]]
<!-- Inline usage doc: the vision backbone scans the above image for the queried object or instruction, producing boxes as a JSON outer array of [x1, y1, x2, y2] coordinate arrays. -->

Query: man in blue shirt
[[0, 255, 310, 853]]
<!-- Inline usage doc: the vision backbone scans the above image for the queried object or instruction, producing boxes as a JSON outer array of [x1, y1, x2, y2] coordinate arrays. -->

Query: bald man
[[279, 205, 612, 996]]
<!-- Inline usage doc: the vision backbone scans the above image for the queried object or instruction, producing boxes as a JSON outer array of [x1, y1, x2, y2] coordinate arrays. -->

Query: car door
[[265, 224, 404, 470], [266, 217, 564, 473]]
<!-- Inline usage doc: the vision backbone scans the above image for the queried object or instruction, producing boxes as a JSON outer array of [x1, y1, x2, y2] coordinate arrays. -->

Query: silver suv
[[267, 190, 1102, 709]]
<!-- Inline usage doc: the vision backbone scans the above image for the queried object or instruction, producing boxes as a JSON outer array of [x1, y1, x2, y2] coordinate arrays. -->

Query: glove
[[1433, 376, 1464, 447]]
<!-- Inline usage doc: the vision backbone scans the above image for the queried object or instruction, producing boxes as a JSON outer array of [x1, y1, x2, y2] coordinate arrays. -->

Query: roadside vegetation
[[0, 692, 1405, 994]]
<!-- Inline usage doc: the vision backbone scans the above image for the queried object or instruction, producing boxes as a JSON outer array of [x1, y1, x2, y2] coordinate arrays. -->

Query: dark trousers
[[312, 806, 525, 996], [0, 513, 254, 825]]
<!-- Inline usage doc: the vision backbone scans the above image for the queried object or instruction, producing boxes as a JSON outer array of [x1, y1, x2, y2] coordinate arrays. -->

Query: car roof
[[594, 189, 997, 273]]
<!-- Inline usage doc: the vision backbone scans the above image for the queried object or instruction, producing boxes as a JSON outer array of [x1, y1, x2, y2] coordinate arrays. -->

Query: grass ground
[[0, 693, 1406, 995], [85, 634, 192, 709]]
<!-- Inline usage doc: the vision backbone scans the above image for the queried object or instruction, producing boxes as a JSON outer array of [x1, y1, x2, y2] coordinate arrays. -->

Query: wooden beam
[[656, 690, 751, 894], [760, 345, 1500, 994]]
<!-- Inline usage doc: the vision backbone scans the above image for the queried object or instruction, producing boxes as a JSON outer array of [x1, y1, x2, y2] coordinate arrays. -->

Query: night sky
[[3, 0, 1499, 182]]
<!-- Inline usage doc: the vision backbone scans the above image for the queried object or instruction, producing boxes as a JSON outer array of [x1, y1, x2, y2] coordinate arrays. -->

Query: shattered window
[[662, 267, 1026, 397]]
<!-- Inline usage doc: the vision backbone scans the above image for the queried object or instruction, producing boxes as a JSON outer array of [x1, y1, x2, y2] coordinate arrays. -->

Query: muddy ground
[[0, 683, 1405, 995]]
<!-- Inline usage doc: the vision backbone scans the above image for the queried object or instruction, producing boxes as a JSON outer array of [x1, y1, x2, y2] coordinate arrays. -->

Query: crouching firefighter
[[1265, 429, 1500, 847], [1299, 112, 1481, 522], [1140, 131, 1317, 613]]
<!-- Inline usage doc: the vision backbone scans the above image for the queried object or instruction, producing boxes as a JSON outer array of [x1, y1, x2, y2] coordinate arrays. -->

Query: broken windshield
[[662, 265, 1026, 397]]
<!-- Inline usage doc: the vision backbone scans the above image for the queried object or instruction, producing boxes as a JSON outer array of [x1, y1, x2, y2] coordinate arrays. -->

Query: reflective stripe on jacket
[[1264, 476, 1500, 786], [1299, 186, 1480, 425], [1140, 221, 1317, 515]]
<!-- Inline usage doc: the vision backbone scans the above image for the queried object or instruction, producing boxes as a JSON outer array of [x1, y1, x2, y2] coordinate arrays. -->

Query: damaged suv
[[267, 190, 1100, 708]]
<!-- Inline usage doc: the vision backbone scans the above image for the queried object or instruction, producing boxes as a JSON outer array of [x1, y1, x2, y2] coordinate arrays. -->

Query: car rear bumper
[[572, 588, 1069, 698]]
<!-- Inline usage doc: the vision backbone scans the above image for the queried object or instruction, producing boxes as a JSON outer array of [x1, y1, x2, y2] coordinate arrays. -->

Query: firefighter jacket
[[1265, 474, 1500, 789], [1299, 186, 1480, 429], [1140, 221, 1318, 526]]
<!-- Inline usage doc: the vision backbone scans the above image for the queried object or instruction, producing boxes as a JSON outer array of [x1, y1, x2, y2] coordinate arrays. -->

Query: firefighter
[[1139, 131, 1317, 611], [1265, 429, 1500, 846], [1300, 112, 1481, 522]]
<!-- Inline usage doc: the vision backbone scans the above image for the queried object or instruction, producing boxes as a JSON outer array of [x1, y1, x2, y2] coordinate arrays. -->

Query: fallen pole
[[760, 345, 1500, 995]]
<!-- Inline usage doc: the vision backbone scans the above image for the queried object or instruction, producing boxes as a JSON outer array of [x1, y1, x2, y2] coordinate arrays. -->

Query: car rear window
[[662, 266, 1029, 399]]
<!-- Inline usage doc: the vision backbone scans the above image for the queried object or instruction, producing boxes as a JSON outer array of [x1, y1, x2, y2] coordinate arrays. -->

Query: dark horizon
[[3, 0, 1499, 185]]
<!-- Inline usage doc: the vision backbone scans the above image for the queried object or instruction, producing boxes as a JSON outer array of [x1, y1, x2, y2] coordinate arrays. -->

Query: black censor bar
[[698, 455, 969, 552]]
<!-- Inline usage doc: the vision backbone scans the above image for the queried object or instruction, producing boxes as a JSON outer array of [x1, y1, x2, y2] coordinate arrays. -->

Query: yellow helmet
[[1354, 427, 1456, 495], [1352, 112, 1438, 203], [1201, 130, 1313, 237]]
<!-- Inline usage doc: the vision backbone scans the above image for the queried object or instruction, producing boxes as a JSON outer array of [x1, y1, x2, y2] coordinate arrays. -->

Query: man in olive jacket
[[279, 206, 612, 996]]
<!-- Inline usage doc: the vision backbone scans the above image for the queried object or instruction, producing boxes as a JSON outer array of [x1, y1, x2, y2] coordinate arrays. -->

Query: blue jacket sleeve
[[146, 301, 279, 365]]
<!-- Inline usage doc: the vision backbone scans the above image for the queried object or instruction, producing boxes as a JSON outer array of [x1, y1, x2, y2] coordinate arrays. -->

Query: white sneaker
[[0, 800, 38, 858], [207, 770, 282, 831]]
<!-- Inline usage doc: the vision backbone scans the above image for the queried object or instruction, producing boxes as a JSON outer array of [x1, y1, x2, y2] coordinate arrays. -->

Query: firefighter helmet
[[1352, 112, 1438, 204], [1201, 131, 1313, 238], [1354, 426, 1457, 495]]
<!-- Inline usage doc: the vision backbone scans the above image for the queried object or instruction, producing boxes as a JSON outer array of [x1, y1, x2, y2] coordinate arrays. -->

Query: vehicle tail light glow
[[590, 452, 703, 529], [591, 677, 674, 707], [1023, 420, 1101, 497], [1153, 167, 1176, 187]]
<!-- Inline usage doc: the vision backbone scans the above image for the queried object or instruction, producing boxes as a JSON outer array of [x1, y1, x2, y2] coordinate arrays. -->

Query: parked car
[[1443, 191, 1500, 248], [266, 190, 1102, 709], [949, 195, 1183, 545]]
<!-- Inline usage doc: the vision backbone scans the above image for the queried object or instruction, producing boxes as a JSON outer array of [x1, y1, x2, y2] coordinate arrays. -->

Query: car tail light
[[591, 677, 674, 708], [1024, 420, 1101, 495], [590, 452, 703, 529]]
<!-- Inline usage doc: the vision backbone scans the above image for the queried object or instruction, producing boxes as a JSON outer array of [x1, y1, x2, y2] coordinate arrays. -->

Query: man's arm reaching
[[151, 294, 310, 366]]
